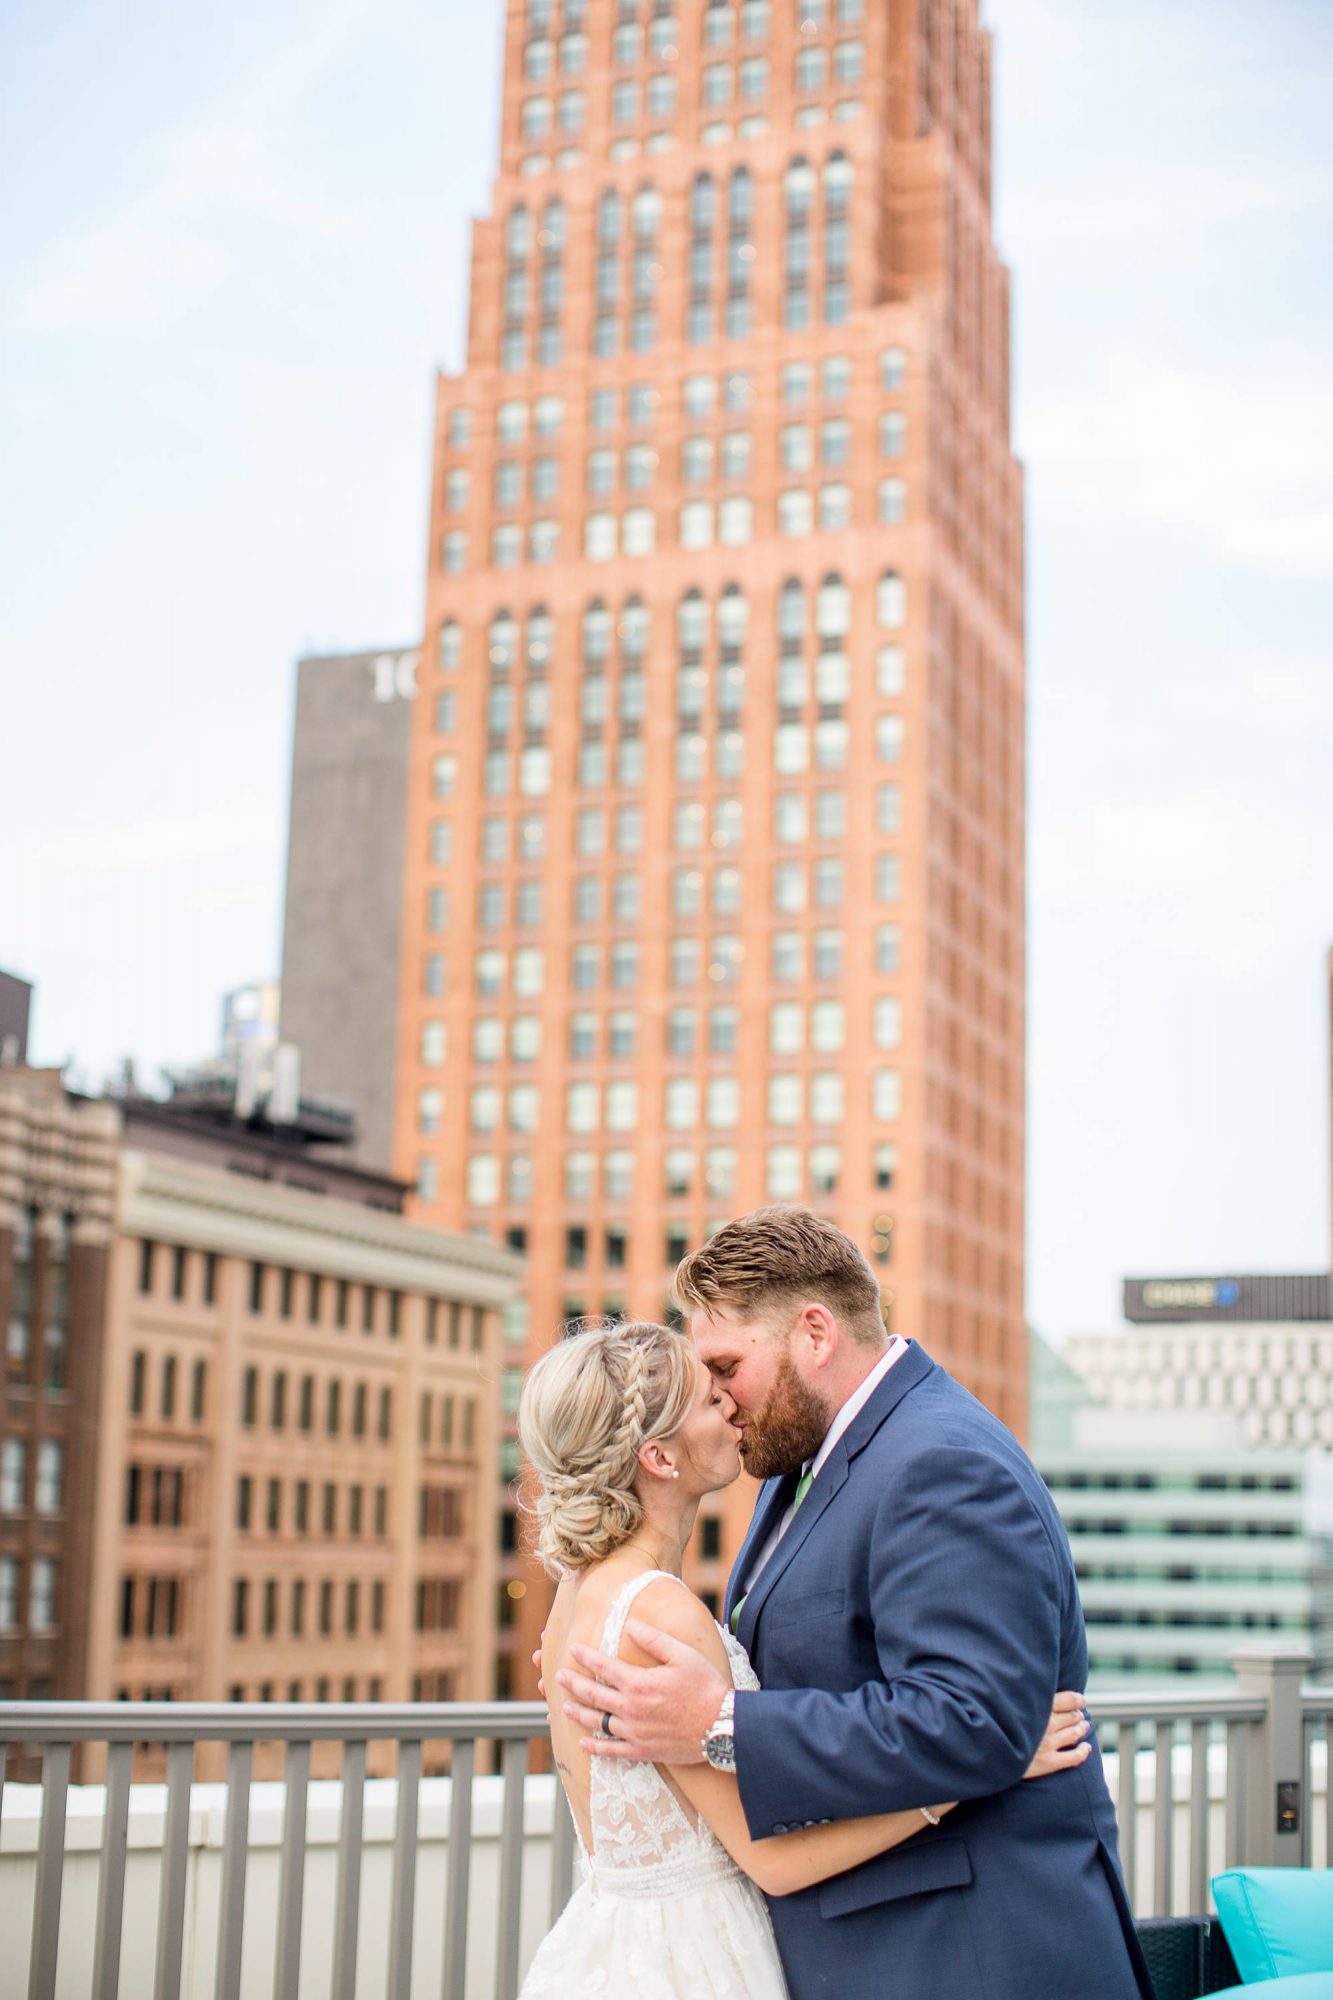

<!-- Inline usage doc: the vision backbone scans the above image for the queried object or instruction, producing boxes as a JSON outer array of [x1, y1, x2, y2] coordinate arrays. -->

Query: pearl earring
[[669, 1467, 680, 1479]]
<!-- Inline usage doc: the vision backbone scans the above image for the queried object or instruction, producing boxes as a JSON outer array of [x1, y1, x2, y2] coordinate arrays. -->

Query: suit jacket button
[[773, 1822, 787, 1834]]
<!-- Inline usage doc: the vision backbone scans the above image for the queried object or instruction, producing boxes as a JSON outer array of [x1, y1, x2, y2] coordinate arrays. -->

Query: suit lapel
[[724, 1471, 797, 1625], [736, 1454, 849, 1650], [736, 1341, 937, 1651]]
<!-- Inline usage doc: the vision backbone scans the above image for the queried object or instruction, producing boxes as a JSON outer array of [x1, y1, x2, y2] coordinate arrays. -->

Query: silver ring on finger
[[599, 1710, 615, 1740]]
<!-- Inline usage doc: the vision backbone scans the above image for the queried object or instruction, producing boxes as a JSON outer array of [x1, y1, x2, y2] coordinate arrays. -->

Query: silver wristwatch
[[703, 1690, 737, 1771]]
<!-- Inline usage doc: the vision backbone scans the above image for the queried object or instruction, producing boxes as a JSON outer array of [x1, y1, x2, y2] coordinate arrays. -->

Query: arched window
[[777, 578, 805, 648], [726, 167, 754, 337], [595, 191, 622, 358], [690, 172, 717, 231], [823, 152, 852, 324], [598, 189, 624, 242], [505, 205, 533, 259], [688, 174, 716, 343], [488, 610, 519, 667], [581, 598, 613, 663], [816, 573, 851, 639], [438, 620, 462, 671], [677, 588, 709, 658], [783, 158, 815, 330], [876, 571, 907, 629], [537, 198, 566, 365], [502, 207, 531, 371], [823, 151, 853, 212], [526, 606, 553, 666], [540, 196, 567, 251], [632, 184, 664, 240], [717, 583, 749, 656], [620, 595, 651, 658]]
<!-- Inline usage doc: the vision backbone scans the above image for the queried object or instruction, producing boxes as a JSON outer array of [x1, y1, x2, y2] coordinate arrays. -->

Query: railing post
[[1231, 1645, 1312, 1867]]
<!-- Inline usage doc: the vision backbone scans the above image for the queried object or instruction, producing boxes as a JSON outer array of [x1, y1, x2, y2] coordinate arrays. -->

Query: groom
[[558, 1207, 1152, 2000]]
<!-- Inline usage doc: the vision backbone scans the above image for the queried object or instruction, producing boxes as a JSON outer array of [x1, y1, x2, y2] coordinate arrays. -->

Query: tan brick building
[[395, 0, 1026, 1688], [2, 1070, 520, 1719], [0, 1067, 117, 1700]]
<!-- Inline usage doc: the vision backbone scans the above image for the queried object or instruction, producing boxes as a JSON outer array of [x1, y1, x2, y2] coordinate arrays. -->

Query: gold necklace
[[620, 1540, 681, 1574]]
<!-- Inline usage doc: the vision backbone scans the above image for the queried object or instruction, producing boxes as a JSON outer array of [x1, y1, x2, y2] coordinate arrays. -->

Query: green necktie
[[730, 1464, 815, 1633]]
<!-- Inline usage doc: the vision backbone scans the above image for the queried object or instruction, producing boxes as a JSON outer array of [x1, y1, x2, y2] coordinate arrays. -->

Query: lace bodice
[[582, 1570, 759, 1898]]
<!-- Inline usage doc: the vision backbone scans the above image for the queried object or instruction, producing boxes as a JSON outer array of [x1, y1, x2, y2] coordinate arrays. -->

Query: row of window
[[452, 354, 896, 462], [518, 39, 862, 140], [229, 1572, 411, 1641], [465, 862, 899, 952], [526, 0, 860, 32], [0, 1436, 63, 1514], [516, 97, 863, 177], [445, 1135, 899, 1209], [524, 0, 859, 83], [440, 576, 904, 683], [444, 478, 909, 570], [6, 1287, 67, 1390], [221, 1674, 395, 1704], [237, 1474, 391, 1538], [427, 994, 901, 1082], [0, 1554, 57, 1634], [425, 1065, 903, 1141], [123, 1461, 186, 1528], [435, 707, 904, 803], [420, 919, 901, 1009], [498, 153, 860, 374], [427, 917, 901, 1008], [240, 1367, 394, 1440], [453, 349, 902, 458], [129, 1349, 207, 1424], [134, 1252, 485, 1354]]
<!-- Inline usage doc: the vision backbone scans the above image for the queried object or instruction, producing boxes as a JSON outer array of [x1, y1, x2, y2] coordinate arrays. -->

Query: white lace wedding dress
[[520, 1569, 790, 2000]]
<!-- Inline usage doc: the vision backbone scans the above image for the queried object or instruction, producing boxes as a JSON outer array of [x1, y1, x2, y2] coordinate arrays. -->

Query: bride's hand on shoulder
[[1023, 1690, 1092, 1779]]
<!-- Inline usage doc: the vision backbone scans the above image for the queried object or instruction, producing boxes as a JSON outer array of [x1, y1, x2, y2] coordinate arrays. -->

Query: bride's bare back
[[542, 1558, 707, 1858]]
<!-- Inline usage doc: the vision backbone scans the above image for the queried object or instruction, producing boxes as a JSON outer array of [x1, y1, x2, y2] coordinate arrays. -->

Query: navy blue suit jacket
[[727, 1342, 1152, 2000]]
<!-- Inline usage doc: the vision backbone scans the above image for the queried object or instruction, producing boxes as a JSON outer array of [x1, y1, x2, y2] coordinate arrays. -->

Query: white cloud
[[1019, 350, 1333, 577]]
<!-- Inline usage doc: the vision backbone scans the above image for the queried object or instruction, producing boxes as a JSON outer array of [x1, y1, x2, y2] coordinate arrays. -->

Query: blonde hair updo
[[518, 1319, 697, 1577]]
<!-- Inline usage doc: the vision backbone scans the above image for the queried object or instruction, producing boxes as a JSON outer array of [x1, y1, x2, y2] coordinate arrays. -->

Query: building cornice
[[117, 1150, 522, 1305]]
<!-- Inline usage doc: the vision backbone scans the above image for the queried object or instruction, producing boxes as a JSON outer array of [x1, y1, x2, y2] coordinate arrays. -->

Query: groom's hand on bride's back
[[557, 1611, 730, 1764]]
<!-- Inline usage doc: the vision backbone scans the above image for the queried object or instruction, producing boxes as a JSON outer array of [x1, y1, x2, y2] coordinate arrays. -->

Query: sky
[[2, 0, 1331, 1339]]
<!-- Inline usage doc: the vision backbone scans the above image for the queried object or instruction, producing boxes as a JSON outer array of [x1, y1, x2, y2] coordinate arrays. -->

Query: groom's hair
[[672, 1206, 886, 1346]]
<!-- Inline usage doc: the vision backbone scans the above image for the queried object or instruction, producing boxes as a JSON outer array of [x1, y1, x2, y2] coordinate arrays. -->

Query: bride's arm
[[620, 1583, 953, 1899]]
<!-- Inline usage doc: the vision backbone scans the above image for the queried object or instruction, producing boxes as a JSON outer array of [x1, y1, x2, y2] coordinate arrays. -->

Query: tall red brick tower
[[397, 0, 1025, 1695]]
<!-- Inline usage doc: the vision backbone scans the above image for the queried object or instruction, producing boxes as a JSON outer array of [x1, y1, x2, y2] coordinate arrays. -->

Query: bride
[[517, 1318, 1090, 2000]]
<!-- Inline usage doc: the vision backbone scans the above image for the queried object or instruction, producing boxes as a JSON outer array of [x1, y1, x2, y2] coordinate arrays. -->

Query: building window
[[873, 1069, 902, 1121]]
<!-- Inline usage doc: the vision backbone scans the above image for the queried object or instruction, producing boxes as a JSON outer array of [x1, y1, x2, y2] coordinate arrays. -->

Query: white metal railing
[[0, 1701, 571, 2000], [1, 1649, 1329, 2000]]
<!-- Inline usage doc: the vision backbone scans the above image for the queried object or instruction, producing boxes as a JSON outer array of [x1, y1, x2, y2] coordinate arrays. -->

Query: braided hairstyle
[[518, 1319, 697, 1577]]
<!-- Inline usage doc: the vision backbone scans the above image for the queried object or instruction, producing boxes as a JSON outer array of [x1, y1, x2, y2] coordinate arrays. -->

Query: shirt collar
[[809, 1335, 908, 1481]]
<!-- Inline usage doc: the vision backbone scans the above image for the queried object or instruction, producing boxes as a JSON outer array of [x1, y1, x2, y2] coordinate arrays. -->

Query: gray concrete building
[[0, 971, 33, 1068], [278, 647, 418, 1169]]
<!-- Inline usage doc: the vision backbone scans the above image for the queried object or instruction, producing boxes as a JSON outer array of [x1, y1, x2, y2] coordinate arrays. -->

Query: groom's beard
[[738, 1350, 831, 1482]]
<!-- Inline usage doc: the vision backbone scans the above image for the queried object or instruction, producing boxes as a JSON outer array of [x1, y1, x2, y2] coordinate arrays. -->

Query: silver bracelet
[[919, 1806, 941, 1826]]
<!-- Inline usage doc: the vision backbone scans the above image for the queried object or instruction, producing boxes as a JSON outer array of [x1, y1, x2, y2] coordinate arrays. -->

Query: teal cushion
[[1211, 1869, 1333, 1982], [1208, 1980, 1333, 1999]]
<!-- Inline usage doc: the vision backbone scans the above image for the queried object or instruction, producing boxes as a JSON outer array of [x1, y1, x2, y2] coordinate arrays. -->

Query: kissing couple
[[518, 1207, 1153, 2000]]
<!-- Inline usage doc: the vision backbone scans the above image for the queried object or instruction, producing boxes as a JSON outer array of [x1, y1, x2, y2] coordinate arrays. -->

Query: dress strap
[[599, 1570, 691, 1658]]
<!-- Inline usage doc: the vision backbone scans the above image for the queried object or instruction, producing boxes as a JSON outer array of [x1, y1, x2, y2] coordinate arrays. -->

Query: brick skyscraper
[[397, 0, 1025, 1693]]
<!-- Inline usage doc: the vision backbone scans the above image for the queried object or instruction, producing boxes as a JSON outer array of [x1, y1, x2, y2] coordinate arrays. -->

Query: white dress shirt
[[741, 1335, 908, 1595]]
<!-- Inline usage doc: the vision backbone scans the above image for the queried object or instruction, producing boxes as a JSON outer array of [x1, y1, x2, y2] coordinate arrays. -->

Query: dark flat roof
[[1123, 1272, 1333, 1323]]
